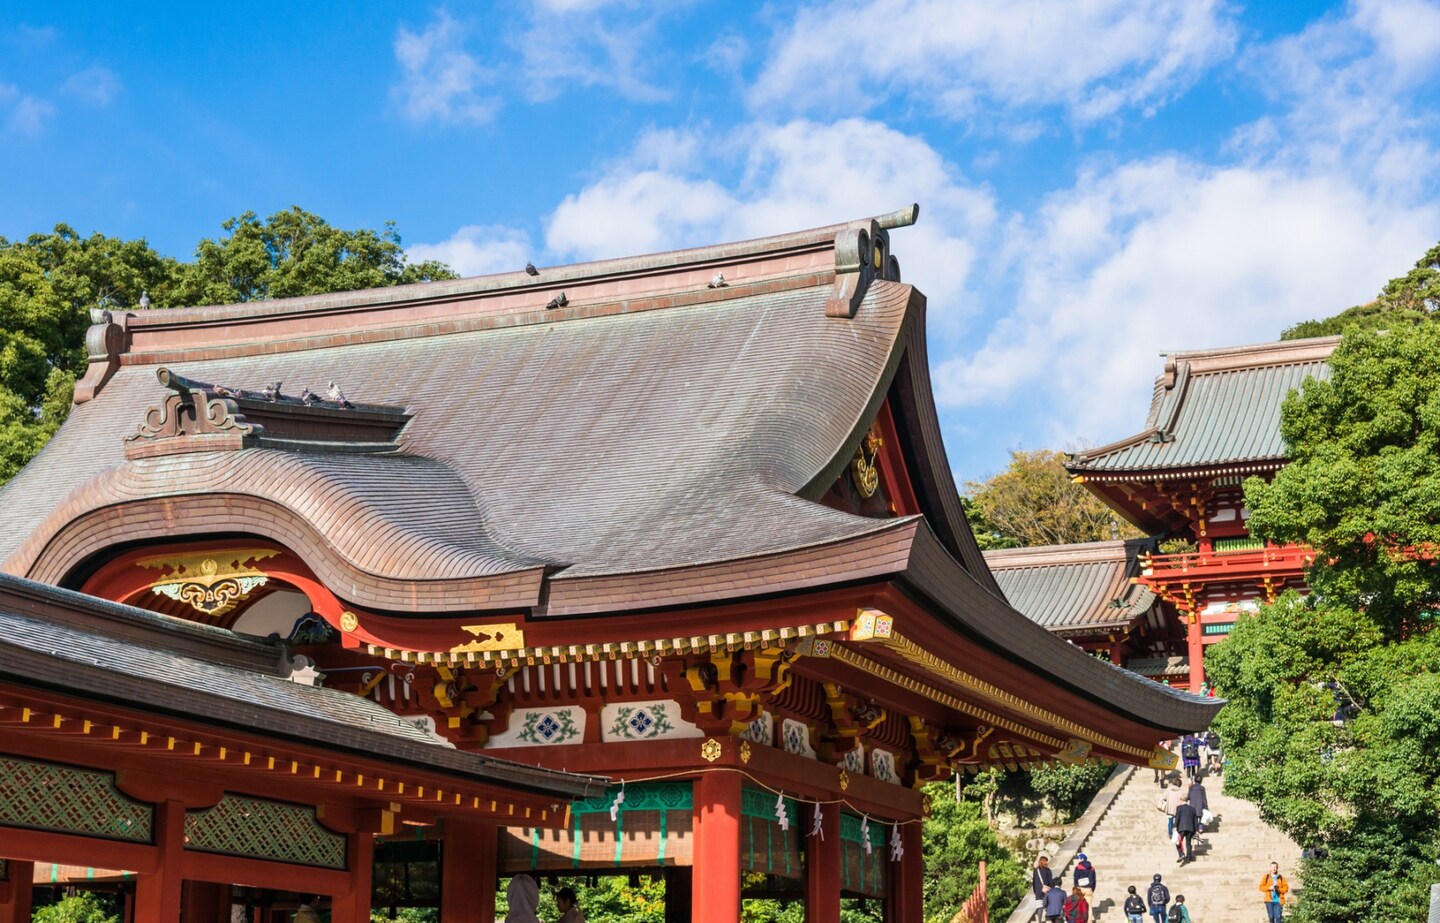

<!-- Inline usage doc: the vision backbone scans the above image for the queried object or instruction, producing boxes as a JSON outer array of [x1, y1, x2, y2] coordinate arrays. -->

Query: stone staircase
[[1045, 765, 1302, 922]]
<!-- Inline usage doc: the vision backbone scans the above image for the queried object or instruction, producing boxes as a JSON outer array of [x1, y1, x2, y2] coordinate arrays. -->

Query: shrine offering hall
[[0, 206, 1219, 922]]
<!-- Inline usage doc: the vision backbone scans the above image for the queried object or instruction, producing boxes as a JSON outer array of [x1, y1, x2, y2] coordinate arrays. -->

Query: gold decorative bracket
[[138, 548, 279, 617]]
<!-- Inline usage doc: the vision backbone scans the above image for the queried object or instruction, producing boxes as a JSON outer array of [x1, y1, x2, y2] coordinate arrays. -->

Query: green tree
[[1026, 760, 1115, 824], [921, 779, 1027, 923], [0, 226, 179, 483], [964, 449, 1140, 548], [1212, 319, 1440, 922], [1282, 242, 1440, 339], [1245, 323, 1440, 635], [173, 206, 456, 306], [31, 893, 121, 923], [0, 208, 455, 487]]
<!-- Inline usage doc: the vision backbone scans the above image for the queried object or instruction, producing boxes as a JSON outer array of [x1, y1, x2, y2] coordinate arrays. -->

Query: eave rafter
[[0, 692, 570, 828], [835, 610, 1170, 769], [366, 620, 852, 668]]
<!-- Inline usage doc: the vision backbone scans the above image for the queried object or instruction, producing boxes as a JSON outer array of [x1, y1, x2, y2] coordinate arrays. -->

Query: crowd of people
[[1024, 729, 1295, 922]]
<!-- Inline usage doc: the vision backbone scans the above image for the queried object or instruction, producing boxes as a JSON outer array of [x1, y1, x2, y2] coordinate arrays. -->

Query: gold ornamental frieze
[[137, 548, 280, 617]]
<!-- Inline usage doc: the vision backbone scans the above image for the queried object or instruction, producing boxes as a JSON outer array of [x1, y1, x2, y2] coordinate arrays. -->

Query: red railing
[[1140, 542, 1313, 580], [953, 860, 989, 923]]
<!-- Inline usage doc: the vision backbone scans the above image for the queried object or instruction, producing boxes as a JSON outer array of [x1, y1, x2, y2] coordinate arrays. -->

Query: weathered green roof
[[1068, 337, 1337, 477], [984, 539, 1160, 634]]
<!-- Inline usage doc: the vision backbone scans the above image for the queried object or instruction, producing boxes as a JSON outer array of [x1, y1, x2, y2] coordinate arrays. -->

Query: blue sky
[[3, 1, 1439, 483]]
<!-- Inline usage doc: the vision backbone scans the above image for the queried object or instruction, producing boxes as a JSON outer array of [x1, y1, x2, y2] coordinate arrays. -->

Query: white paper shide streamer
[[775, 792, 789, 831]]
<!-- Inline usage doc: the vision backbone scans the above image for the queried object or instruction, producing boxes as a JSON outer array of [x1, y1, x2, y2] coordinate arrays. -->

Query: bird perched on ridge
[[545, 292, 569, 310], [213, 384, 245, 399], [138, 290, 151, 310], [300, 387, 320, 406], [708, 272, 727, 289], [525, 261, 539, 276], [326, 381, 353, 409], [261, 382, 282, 402]]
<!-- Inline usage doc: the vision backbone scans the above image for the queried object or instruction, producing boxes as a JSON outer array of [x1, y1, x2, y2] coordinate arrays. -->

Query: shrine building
[[984, 539, 1190, 685], [0, 205, 1221, 921], [1067, 336, 1336, 690]]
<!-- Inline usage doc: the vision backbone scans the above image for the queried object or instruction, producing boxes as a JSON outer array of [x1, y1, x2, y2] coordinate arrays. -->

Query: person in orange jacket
[[1258, 861, 1289, 921]]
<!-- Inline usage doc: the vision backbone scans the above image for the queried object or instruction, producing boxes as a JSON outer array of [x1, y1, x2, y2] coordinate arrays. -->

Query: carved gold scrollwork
[[850, 429, 883, 498], [138, 548, 279, 617]]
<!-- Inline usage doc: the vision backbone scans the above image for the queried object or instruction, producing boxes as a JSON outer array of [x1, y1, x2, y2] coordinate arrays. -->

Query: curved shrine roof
[[984, 539, 1159, 633], [0, 208, 1220, 738], [1067, 336, 1337, 478]]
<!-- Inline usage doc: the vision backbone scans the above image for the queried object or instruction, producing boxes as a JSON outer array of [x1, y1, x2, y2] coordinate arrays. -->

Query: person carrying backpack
[[1123, 884, 1146, 923], [1167, 894, 1192, 922], [1180, 735, 1201, 781], [1147, 873, 1171, 923], [1062, 886, 1089, 923], [1071, 852, 1096, 903]]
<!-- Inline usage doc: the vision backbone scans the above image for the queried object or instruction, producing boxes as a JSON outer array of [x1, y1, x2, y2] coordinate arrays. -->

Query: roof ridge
[[120, 205, 920, 323], [983, 539, 1136, 568], [1163, 335, 1339, 374]]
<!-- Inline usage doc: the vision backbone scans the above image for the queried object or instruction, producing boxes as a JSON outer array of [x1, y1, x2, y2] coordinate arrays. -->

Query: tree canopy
[[1282, 242, 1440, 340], [0, 208, 455, 486], [1245, 323, 1440, 635], [964, 449, 1140, 548], [1209, 320, 1440, 923]]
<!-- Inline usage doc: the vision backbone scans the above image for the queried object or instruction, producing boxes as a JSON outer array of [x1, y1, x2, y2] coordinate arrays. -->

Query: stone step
[[1023, 762, 1303, 922]]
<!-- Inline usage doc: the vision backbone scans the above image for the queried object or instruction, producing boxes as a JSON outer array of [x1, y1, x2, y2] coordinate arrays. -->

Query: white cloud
[[1236, 0, 1440, 192], [750, 0, 1237, 125], [3, 88, 54, 137], [408, 225, 534, 277], [935, 158, 1439, 445], [391, 11, 496, 124], [543, 119, 997, 322], [61, 66, 121, 106], [513, 1, 670, 103]]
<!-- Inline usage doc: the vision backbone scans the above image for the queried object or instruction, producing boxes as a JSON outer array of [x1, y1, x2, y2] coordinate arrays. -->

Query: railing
[[953, 860, 989, 923], [1140, 542, 1313, 577]]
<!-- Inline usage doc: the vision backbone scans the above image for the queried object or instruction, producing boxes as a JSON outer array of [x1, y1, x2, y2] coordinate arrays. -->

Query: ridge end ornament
[[701, 738, 723, 763]]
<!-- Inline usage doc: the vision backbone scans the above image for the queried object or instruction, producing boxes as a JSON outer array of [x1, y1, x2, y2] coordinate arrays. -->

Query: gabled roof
[[0, 207, 1219, 740], [1068, 337, 1337, 479], [984, 539, 1160, 634], [2, 205, 1002, 611]]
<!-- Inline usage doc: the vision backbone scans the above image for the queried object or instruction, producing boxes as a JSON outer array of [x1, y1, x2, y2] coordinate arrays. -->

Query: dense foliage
[[964, 449, 1140, 548], [30, 893, 121, 923], [0, 208, 455, 486], [1026, 760, 1115, 824], [1246, 323, 1440, 634], [1282, 242, 1440, 340], [1210, 319, 1440, 922], [921, 780, 1028, 923]]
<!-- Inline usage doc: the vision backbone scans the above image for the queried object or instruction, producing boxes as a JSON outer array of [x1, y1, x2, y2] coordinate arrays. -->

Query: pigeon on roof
[[708, 272, 727, 289], [525, 262, 539, 276], [261, 382, 282, 402], [326, 381, 353, 409], [545, 292, 568, 310], [138, 290, 150, 309], [300, 387, 320, 406]]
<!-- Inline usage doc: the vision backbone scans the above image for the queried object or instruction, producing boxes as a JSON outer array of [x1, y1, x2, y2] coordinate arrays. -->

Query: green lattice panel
[[0, 755, 152, 842], [184, 795, 346, 869], [571, 781, 691, 815]]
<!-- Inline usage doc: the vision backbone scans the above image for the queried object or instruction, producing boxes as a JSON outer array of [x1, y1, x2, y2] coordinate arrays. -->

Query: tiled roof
[[0, 574, 602, 798], [2, 209, 1002, 611], [984, 539, 1158, 632], [1068, 337, 1337, 476]]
